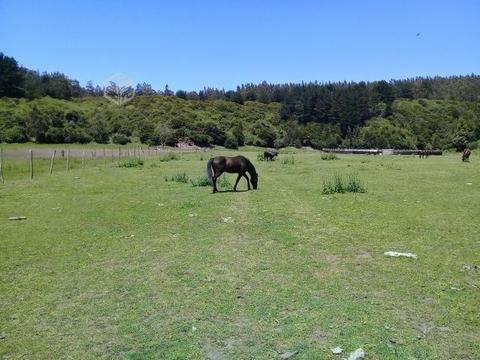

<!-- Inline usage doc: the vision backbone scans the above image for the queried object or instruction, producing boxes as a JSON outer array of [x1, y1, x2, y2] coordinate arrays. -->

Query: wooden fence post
[[0, 147, 4, 184], [66, 149, 70, 172], [103, 148, 107, 167], [29, 149, 33, 179], [82, 150, 86, 168], [49, 149, 56, 175]]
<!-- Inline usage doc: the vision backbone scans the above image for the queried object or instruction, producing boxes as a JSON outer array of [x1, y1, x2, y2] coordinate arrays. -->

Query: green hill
[[1, 95, 479, 150]]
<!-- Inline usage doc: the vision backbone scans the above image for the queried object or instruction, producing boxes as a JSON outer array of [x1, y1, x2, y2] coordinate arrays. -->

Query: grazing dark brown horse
[[206, 156, 258, 193], [462, 148, 471, 162]]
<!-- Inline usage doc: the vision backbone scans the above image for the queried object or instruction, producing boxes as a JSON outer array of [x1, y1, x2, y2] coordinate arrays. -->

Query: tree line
[[1, 52, 479, 150]]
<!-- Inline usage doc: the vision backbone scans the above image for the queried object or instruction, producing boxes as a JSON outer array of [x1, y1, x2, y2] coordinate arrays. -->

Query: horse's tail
[[206, 158, 214, 184]]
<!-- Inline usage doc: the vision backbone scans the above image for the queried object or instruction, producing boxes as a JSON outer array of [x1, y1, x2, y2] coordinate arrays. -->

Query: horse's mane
[[247, 159, 257, 176]]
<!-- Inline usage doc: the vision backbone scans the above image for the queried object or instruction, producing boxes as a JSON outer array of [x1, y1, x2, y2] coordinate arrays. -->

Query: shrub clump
[[322, 173, 366, 194], [224, 134, 239, 149], [118, 158, 144, 168], [111, 133, 131, 145], [191, 176, 211, 187], [321, 153, 339, 160], [164, 172, 189, 183]]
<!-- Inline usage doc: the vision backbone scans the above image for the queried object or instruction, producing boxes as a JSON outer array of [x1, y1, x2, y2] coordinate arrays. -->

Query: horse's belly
[[224, 168, 241, 173]]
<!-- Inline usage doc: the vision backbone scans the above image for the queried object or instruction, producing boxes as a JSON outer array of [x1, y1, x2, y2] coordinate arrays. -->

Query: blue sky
[[0, 0, 478, 91]]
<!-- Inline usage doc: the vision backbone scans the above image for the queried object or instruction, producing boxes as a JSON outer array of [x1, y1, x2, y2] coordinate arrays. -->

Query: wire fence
[[0, 146, 205, 183]]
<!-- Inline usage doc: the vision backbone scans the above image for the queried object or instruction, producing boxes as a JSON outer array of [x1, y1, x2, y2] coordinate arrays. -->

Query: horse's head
[[251, 173, 258, 189]]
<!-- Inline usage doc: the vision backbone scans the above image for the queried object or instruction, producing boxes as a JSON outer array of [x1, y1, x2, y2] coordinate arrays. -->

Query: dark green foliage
[[0, 51, 480, 149], [89, 116, 109, 144], [357, 118, 416, 149], [1, 126, 27, 143], [251, 120, 277, 147], [111, 133, 131, 145], [322, 173, 366, 194], [232, 123, 245, 146], [118, 158, 144, 168], [224, 134, 239, 149], [0, 53, 25, 98]]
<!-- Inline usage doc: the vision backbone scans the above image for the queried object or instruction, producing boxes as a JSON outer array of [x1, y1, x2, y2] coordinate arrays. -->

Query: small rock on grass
[[331, 346, 343, 354], [384, 251, 417, 259], [8, 216, 27, 221], [462, 264, 479, 271], [280, 351, 298, 359], [347, 348, 365, 360]]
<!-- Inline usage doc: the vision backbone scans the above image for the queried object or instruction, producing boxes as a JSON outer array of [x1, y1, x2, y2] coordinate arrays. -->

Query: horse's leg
[[212, 170, 223, 193], [243, 174, 251, 190], [233, 173, 242, 191]]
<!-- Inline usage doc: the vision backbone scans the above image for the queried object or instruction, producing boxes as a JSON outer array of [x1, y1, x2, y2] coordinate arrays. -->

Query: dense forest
[[1, 52, 480, 150]]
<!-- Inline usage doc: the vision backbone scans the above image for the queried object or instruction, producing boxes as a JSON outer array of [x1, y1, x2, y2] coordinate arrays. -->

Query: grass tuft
[[217, 174, 231, 190], [281, 156, 295, 165], [321, 153, 339, 160], [322, 173, 366, 194], [164, 172, 189, 183], [118, 158, 144, 168], [191, 175, 211, 187], [159, 153, 180, 162]]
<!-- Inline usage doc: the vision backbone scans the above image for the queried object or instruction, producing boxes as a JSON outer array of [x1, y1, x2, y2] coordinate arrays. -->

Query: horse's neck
[[247, 162, 256, 176]]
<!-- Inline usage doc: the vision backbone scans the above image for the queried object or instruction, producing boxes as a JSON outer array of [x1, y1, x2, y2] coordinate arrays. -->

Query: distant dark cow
[[263, 150, 278, 161], [462, 148, 471, 162], [418, 150, 429, 158], [417, 150, 434, 158]]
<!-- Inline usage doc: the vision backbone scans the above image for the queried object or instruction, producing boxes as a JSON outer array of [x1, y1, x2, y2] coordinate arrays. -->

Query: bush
[[1, 126, 28, 143], [112, 133, 131, 145], [164, 172, 189, 183], [274, 137, 285, 149], [45, 127, 65, 143], [357, 118, 416, 149], [224, 134, 239, 149], [257, 153, 265, 161], [321, 153, 339, 160], [322, 173, 366, 194], [468, 140, 479, 150], [191, 176, 210, 187], [64, 126, 92, 144], [245, 133, 266, 147], [118, 158, 144, 168]]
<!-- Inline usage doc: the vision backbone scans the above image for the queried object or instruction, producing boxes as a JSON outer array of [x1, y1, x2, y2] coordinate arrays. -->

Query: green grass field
[[1, 148, 479, 359]]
